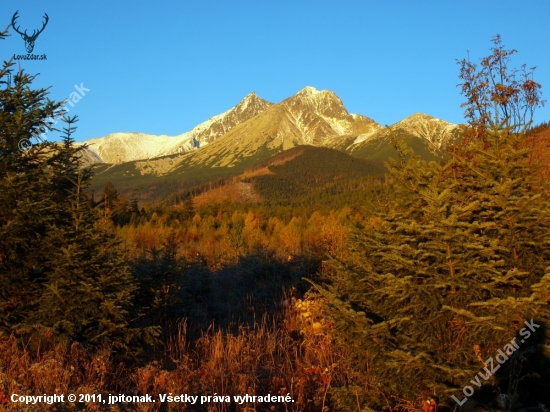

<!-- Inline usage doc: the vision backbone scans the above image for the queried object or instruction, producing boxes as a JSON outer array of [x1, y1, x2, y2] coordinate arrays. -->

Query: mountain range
[[82, 86, 466, 201]]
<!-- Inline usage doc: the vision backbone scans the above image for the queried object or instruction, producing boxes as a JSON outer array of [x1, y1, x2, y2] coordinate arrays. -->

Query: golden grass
[[0, 333, 119, 411], [1, 298, 347, 412]]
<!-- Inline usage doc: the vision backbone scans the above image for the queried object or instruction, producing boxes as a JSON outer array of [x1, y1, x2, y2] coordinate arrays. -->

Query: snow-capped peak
[[78, 92, 273, 164], [297, 86, 320, 95], [389, 113, 462, 149], [236, 92, 262, 112]]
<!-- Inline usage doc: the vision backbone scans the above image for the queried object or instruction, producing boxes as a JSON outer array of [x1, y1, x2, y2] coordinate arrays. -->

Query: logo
[[11, 11, 48, 53]]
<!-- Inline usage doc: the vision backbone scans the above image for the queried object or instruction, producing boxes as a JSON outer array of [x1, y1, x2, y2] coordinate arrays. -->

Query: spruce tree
[[0, 61, 64, 333], [102, 180, 119, 213], [182, 195, 194, 220], [111, 195, 131, 226], [133, 233, 186, 329], [130, 189, 139, 214], [313, 36, 550, 410], [1, 62, 158, 355], [130, 190, 140, 226], [34, 118, 159, 355]]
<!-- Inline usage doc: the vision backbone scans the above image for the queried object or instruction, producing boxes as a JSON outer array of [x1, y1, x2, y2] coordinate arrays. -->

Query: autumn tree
[[457, 34, 545, 145], [312, 36, 550, 411]]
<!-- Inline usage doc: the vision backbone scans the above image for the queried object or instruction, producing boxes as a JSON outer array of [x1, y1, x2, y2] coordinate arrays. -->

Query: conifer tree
[[130, 189, 140, 214], [313, 36, 550, 410], [0, 61, 64, 333], [102, 180, 119, 213], [130, 190, 140, 226], [45, 116, 92, 225], [34, 117, 159, 354], [111, 195, 131, 226], [1, 62, 158, 355], [133, 233, 186, 328]]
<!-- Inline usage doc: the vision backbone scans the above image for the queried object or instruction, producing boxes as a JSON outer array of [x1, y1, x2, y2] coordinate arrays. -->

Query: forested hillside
[[148, 145, 386, 210], [250, 146, 385, 202]]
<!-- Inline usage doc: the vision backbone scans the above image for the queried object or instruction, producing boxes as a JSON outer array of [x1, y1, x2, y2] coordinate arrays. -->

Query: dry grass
[[1, 298, 347, 412], [0, 333, 121, 411]]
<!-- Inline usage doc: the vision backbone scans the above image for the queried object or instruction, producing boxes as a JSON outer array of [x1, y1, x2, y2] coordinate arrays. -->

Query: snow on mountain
[[80, 132, 176, 164], [388, 112, 462, 149], [343, 112, 465, 159], [346, 113, 463, 152], [78, 92, 273, 164], [274, 86, 382, 146], [281, 86, 380, 144], [168, 92, 274, 151], [179, 86, 383, 169], [82, 87, 464, 177]]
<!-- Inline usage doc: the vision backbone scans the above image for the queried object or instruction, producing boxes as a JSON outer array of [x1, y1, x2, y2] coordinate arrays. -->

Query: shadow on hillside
[[133, 249, 321, 341]]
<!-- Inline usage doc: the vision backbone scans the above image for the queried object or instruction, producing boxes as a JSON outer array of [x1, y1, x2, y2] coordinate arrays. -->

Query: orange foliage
[[116, 208, 353, 268], [1, 306, 348, 411]]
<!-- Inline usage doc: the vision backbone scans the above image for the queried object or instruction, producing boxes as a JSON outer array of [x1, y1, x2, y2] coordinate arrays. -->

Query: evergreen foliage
[[3, 36, 550, 410], [253, 146, 385, 201], [102, 180, 119, 212], [130, 189, 139, 214], [0, 62, 158, 357], [0, 25, 9, 41], [181, 195, 194, 220], [35, 118, 158, 354], [312, 37, 550, 410], [0, 61, 64, 332], [133, 234, 186, 328]]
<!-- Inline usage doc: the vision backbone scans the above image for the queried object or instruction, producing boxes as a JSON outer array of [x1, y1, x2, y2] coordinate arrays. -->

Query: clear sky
[[1, 1, 549, 142]]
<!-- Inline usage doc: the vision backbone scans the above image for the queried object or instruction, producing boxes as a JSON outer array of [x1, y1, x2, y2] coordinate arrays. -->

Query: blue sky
[[1, 1, 549, 142]]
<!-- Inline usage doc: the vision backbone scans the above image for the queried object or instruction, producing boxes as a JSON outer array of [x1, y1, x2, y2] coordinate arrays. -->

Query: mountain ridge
[[327, 111, 465, 161], [173, 86, 385, 170], [85, 87, 466, 202], [81, 87, 463, 168], [78, 92, 273, 164]]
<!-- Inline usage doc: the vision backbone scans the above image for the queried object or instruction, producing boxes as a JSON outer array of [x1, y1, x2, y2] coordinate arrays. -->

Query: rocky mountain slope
[[78, 92, 273, 164], [170, 86, 382, 169], [328, 112, 465, 161], [85, 87, 465, 201], [83, 87, 463, 170]]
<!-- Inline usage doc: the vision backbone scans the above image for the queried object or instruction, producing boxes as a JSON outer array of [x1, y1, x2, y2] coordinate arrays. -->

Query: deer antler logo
[[11, 11, 49, 53]]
